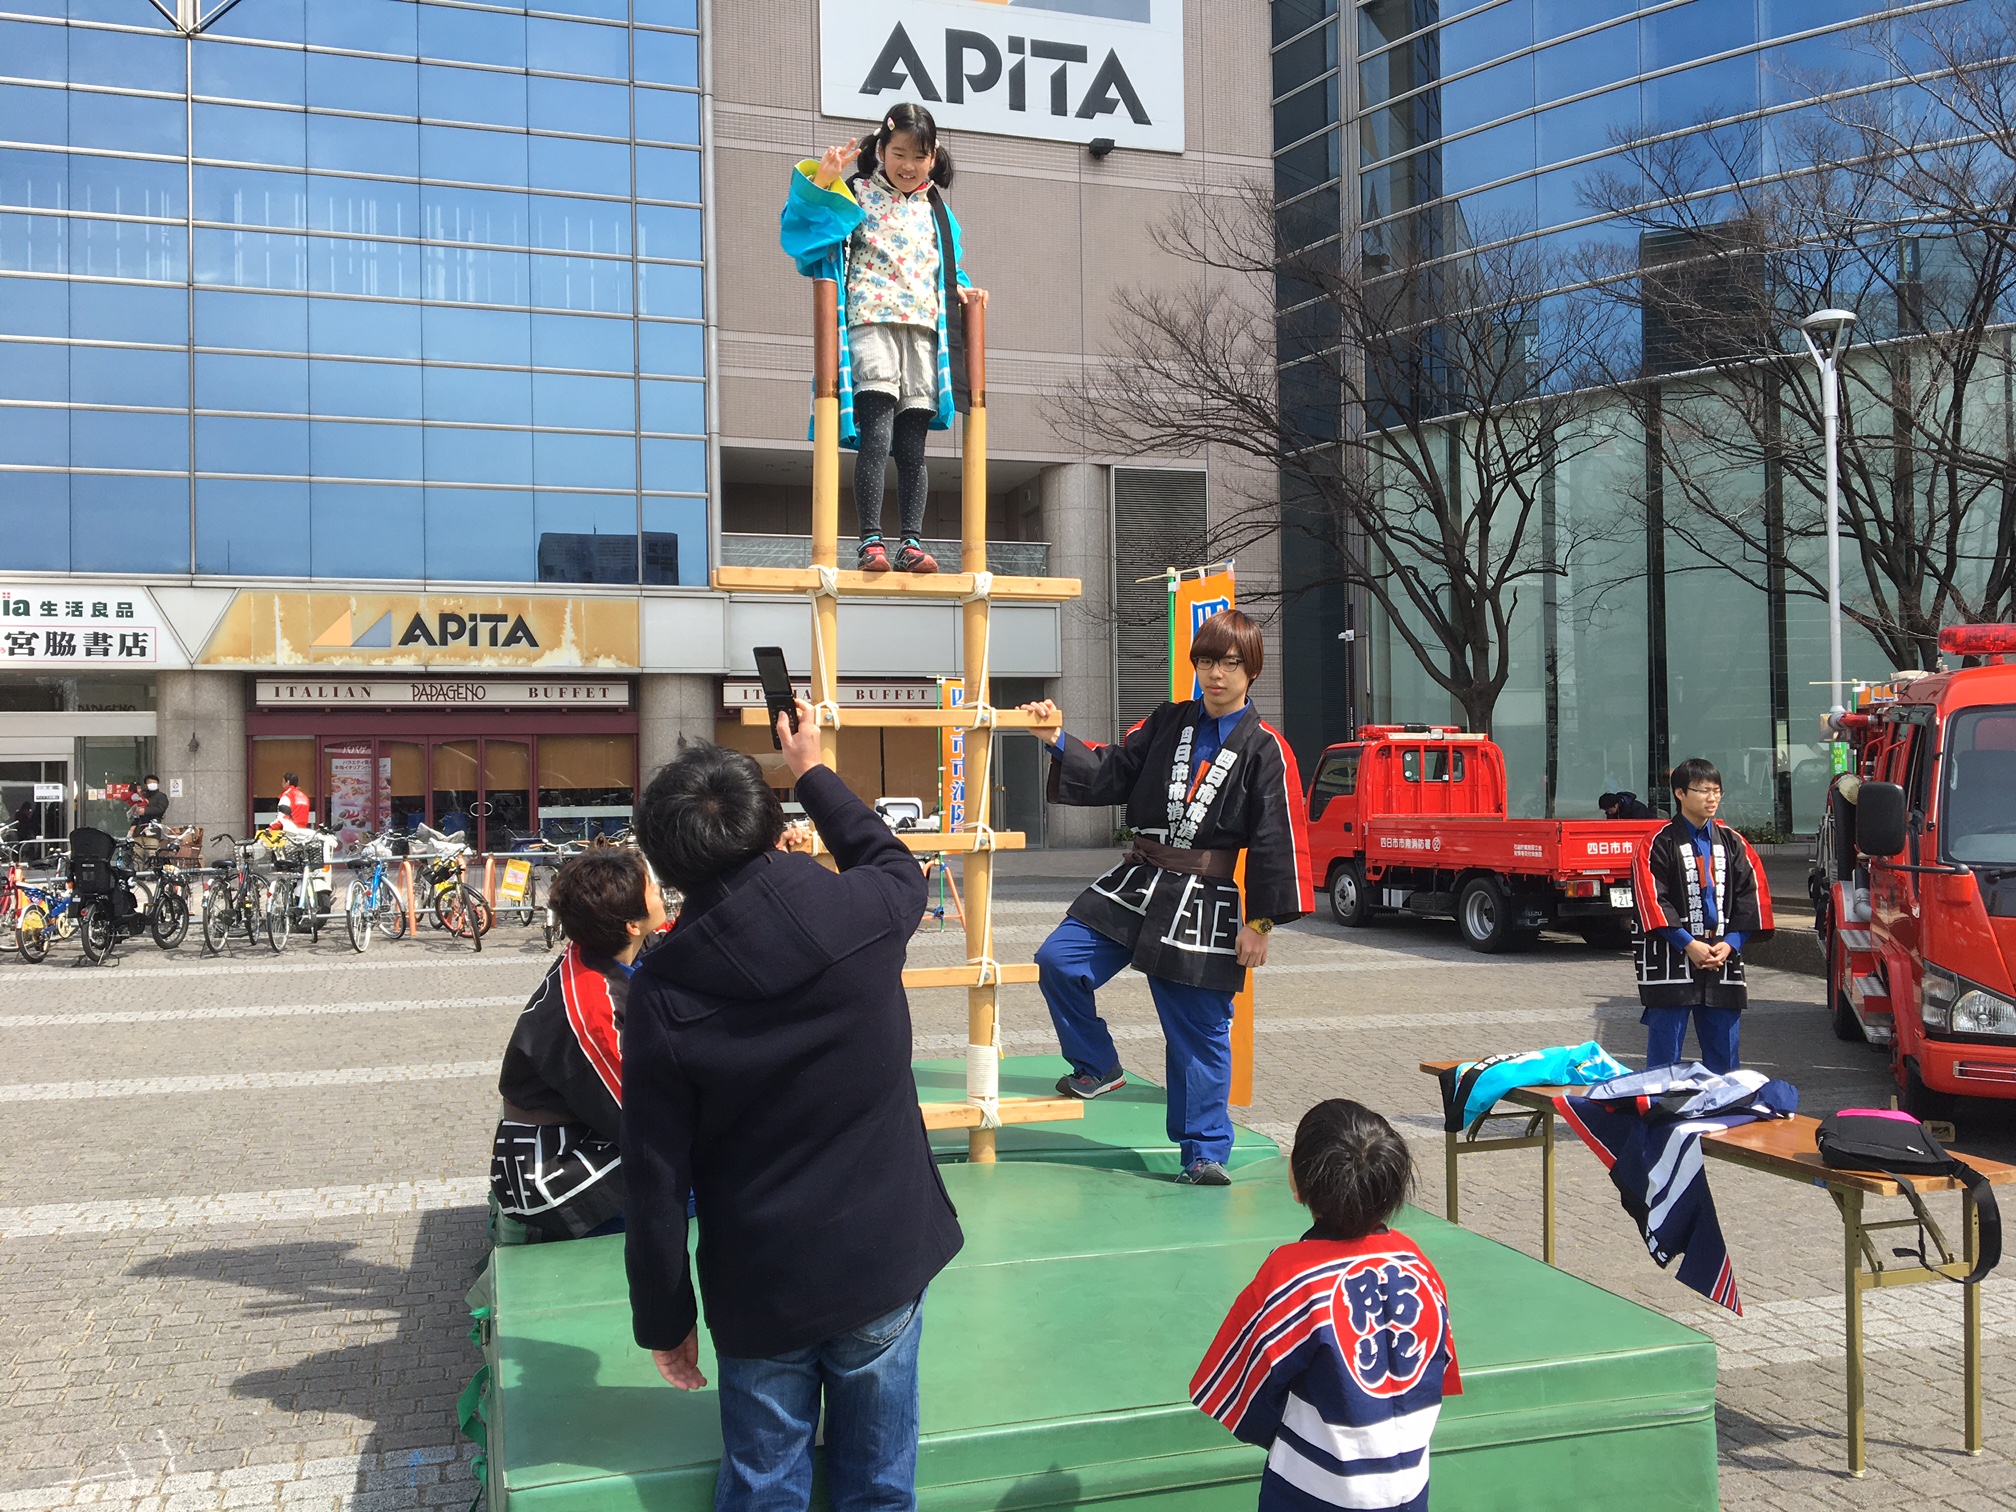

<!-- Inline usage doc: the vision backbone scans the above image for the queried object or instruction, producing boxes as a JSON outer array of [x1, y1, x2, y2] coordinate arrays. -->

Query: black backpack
[[1816, 1109, 2002, 1285]]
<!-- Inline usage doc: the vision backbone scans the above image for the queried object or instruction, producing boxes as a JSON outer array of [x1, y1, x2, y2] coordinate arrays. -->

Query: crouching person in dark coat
[[623, 700, 963, 1512]]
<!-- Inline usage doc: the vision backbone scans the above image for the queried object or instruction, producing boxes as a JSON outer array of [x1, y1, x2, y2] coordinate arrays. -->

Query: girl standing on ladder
[[779, 103, 988, 575]]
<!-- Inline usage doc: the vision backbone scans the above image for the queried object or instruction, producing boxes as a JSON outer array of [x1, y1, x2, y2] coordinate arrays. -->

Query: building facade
[[1272, 0, 1949, 836], [0, 0, 1270, 852]]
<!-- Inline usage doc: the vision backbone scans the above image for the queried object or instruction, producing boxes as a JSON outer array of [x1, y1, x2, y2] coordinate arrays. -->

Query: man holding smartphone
[[622, 700, 961, 1511]]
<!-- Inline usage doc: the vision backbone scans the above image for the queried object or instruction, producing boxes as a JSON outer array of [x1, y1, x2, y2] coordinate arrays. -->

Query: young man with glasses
[[1016, 609, 1314, 1186], [1630, 758, 1775, 1072]]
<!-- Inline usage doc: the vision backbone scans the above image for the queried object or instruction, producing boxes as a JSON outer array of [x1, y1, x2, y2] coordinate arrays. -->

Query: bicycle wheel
[[462, 885, 493, 950], [345, 879, 372, 953], [80, 901, 114, 965], [266, 882, 293, 953], [15, 903, 49, 963], [150, 887, 189, 950], [242, 876, 272, 945], [542, 905, 557, 952], [376, 883, 408, 942], [202, 889, 232, 955]]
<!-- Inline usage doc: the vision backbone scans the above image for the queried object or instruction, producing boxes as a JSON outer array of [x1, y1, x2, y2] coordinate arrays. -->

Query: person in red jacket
[[276, 772, 311, 829]]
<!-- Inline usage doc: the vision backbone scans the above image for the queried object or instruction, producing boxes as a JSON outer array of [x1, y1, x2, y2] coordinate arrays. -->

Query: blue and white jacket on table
[[776, 162, 972, 448], [1192, 1228, 1461, 1512]]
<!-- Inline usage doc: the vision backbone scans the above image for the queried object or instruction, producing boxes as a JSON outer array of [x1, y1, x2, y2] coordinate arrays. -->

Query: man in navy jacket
[[623, 701, 962, 1511]]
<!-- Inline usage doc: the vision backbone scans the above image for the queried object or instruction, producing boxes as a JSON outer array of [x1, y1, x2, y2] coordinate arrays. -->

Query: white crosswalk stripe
[[0, 1179, 490, 1238], [0, 1062, 495, 1103], [0, 1444, 475, 1512], [0, 996, 521, 1027]]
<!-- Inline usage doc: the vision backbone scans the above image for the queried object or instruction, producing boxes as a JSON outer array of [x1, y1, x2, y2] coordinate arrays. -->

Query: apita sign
[[820, 0, 1184, 155]]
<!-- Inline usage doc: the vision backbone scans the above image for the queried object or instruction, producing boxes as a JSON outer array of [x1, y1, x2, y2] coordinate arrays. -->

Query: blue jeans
[[713, 1292, 926, 1512], [1035, 916, 1236, 1168], [1642, 1005, 1741, 1075]]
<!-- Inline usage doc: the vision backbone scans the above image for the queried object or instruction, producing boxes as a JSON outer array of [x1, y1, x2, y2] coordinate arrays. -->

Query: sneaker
[[857, 538, 891, 573], [1056, 1066, 1126, 1100], [1175, 1160, 1232, 1187], [893, 538, 938, 574]]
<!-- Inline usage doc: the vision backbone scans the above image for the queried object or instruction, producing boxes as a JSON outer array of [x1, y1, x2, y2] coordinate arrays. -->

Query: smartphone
[[753, 646, 799, 750]]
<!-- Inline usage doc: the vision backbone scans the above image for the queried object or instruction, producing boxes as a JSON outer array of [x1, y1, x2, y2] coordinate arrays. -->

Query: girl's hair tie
[[884, 118, 896, 131]]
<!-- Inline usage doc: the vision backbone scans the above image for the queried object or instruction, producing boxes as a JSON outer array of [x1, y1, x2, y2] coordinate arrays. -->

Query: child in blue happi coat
[[778, 102, 988, 575]]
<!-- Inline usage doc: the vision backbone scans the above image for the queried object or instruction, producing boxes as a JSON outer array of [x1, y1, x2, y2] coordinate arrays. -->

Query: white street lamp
[[1799, 308, 1857, 722]]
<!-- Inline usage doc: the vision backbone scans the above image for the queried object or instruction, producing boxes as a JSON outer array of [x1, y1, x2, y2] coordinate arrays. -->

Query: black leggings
[[853, 390, 930, 540]]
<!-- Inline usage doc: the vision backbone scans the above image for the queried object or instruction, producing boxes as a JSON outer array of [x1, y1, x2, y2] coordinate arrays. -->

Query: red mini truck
[[1816, 623, 2016, 1118], [1306, 724, 1660, 951]]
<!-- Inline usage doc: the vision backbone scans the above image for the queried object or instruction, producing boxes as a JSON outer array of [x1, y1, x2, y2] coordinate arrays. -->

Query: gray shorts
[[850, 322, 938, 412]]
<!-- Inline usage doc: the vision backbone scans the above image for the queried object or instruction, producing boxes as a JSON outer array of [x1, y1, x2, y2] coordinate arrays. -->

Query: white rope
[[807, 565, 843, 729], [962, 570, 994, 603]]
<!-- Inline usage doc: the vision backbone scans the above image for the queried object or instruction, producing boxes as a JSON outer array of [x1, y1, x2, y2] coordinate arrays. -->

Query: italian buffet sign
[[255, 680, 630, 708], [199, 592, 640, 670], [819, 0, 1185, 154]]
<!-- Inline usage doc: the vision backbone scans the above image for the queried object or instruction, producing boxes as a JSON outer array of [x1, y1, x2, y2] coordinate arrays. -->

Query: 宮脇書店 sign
[[255, 679, 630, 708], [0, 587, 160, 665]]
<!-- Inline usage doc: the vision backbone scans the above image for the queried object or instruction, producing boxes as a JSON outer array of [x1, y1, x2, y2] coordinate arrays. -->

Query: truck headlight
[[1924, 965, 2016, 1036]]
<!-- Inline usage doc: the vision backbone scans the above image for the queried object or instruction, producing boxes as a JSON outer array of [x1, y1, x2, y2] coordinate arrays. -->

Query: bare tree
[[1061, 186, 1622, 736]]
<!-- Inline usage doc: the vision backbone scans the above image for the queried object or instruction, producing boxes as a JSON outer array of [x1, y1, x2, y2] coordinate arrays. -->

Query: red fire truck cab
[[1307, 725, 1658, 952], [1816, 623, 2016, 1119]]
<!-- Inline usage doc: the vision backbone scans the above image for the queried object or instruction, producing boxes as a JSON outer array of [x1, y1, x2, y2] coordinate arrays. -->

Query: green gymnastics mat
[[918, 1055, 1282, 1173], [473, 1164, 1719, 1512]]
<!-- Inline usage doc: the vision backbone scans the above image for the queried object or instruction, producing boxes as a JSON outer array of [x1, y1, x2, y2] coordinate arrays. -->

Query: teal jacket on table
[[777, 161, 973, 449]]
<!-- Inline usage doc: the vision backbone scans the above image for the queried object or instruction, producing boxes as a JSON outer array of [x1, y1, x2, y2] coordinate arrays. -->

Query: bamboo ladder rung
[[902, 962, 1041, 989], [739, 706, 1062, 733], [919, 1097, 1086, 1132], [712, 565, 1081, 601], [793, 830, 1028, 856]]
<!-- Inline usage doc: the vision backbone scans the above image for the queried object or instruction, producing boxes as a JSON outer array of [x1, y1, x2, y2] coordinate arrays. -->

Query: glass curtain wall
[[0, 0, 707, 584]]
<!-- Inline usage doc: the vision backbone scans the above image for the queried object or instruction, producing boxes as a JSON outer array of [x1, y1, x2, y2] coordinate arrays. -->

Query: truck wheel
[[1827, 935, 1865, 1043], [1900, 1058, 1958, 1123], [1457, 878, 1519, 954], [1329, 862, 1377, 928]]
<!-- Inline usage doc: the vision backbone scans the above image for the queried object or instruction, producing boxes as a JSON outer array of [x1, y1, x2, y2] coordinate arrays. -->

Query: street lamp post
[[1799, 309, 1857, 725]]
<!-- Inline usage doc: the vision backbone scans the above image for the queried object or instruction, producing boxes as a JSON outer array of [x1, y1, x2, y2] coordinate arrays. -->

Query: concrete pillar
[[638, 673, 720, 784], [155, 671, 245, 842], [1039, 462, 1116, 850]]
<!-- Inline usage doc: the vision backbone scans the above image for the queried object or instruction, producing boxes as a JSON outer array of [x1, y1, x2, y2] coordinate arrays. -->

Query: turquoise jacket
[[778, 162, 973, 449]]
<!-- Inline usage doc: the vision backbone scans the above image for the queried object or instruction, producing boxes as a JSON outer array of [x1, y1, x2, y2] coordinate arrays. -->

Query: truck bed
[[1363, 816, 1662, 879]]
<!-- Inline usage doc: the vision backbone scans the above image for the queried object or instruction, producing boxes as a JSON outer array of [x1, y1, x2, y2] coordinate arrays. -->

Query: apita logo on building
[[820, 0, 1185, 155]]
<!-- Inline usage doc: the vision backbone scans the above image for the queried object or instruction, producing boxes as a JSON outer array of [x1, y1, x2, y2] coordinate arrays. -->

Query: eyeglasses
[[1194, 657, 1246, 673], [1684, 785, 1723, 798]]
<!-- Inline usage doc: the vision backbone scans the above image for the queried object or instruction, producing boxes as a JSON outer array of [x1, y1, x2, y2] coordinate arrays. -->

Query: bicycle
[[201, 835, 274, 956], [262, 825, 337, 952], [409, 825, 492, 950], [129, 825, 200, 951], [12, 880, 79, 963], [343, 834, 411, 953]]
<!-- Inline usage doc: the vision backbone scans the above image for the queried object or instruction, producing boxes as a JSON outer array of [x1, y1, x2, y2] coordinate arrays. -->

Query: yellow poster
[[498, 858, 532, 904], [197, 591, 640, 670], [1169, 567, 1236, 702]]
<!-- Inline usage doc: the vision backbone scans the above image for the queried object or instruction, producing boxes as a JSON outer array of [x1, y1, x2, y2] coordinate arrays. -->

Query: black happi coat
[[1631, 817, 1775, 1010], [1049, 700, 1314, 994]]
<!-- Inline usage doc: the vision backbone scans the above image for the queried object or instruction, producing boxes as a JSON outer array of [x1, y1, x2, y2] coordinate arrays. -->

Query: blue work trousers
[[712, 1292, 926, 1512], [1641, 1005, 1741, 1075], [1035, 916, 1236, 1168]]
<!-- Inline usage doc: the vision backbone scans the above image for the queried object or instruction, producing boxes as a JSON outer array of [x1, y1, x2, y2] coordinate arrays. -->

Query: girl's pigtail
[[930, 144, 955, 189], [854, 128, 882, 186]]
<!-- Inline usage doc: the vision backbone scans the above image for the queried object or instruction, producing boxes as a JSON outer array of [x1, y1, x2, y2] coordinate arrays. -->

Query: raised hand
[[813, 138, 860, 190], [958, 286, 990, 307]]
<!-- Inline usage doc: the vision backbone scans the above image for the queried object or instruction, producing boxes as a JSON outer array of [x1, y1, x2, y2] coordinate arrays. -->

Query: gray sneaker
[[1175, 1160, 1231, 1187], [1056, 1066, 1126, 1100]]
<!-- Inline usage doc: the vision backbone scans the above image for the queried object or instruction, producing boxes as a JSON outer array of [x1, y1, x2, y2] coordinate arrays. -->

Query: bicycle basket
[[157, 827, 204, 864], [69, 856, 117, 899]]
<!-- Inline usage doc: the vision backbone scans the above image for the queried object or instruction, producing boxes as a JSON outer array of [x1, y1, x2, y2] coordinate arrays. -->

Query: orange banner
[[1170, 568, 1236, 703]]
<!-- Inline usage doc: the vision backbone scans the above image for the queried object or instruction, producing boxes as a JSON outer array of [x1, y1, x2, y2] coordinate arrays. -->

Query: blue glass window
[[636, 1, 699, 26], [528, 136, 630, 197], [68, 26, 185, 94], [423, 303, 530, 364], [421, 63, 527, 129], [1644, 1, 1756, 72], [0, 211, 66, 273], [638, 261, 699, 318], [308, 176, 419, 238], [532, 253, 631, 313], [426, 424, 532, 485], [0, 20, 65, 83], [0, 148, 67, 210], [636, 204, 699, 262], [1275, 77, 1338, 150], [196, 228, 309, 290], [195, 103, 309, 168], [1537, 0, 1634, 43], [0, 403, 66, 465], [195, 290, 308, 352], [196, 167, 309, 228], [424, 243, 529, 305], [194, 40, 308, 107], [534, 430, 633, 488], [0, 341, 65, 401], [528, 17, 631, 80], [640, 377, 702, 435], [641, 436, 703, 492], [308, 297, 422, 359], [422, 363, 530, 425], [1273, 21, 1337, 100], [1644, 52, 1759, 123], [312, 481, 424, 576], [1457, 177, 1539, 237], [535, 371, 632, 429], [307, 0, 417, 58], [75, 283, 189, 353], [198, 353, 310, 414], [532, 311, 633, 372], [529, 77, 630, 139], [0, 274, 65, 336], [635, 86, 700, 146], [636, 146, 699, 203], [641, 494, 704, 585], [314, 418, 422, 480], [208, 0, 305, 45], [1536, 24, 1641, 104], [306, 53, 418, 118], [530, 195, 629, 256], [1442, 2, 1535, 76], [0, 471, 69, 572], [422, 124, 529, 188], [198, 415, 311, 475], [424, 184, 530, 247], [547, 0, 629, 19], [419, 6, 527, 69], [76, 219, 187, 281], [1443, 54, 1533, 137], [0, 85, 67, 148], [70, 344, 187, 408], [73, 155, 186, 219], [198, 477, 309, 575], [310, 236, 423, 299], [72, 474, 188, 573], [426, 486, 534, 580], [535, 492, 638, 581], [309, 115, 420, 179], [73, 409, 187, 472], [1536, 86, 1638, 172], [70, 92, 185, 156], [638, 318, 701, 376], [634, 29, 698, 88], [310, 356, 421, 419], [1442, 117, 1536, 195]]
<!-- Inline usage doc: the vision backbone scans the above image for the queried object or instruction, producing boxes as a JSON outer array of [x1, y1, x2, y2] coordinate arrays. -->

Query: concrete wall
[[1039, 461, 1116, 849], [154, 671, 245, 843], [638, 673, 722, 784]]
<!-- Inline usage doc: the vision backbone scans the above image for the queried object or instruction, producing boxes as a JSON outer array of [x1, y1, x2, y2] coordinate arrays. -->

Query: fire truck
[[1815, 623, 2016, 1120], [1306, 725, 1658, 952]]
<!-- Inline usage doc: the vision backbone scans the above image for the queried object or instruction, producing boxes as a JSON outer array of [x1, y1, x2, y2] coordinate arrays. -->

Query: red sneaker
[[857, 539, 891, 573], [894, 539, 938, 574]]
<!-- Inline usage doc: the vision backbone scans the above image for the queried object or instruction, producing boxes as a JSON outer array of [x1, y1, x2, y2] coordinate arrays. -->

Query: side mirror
[[1856, 780, 1908, 858]]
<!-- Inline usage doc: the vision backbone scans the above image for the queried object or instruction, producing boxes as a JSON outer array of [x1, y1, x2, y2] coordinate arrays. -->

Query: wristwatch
[[1248, 918, 1274, 935]]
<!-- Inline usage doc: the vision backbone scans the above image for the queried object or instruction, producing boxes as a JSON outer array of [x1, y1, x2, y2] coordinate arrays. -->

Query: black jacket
[[622, 765, 962, 1358]]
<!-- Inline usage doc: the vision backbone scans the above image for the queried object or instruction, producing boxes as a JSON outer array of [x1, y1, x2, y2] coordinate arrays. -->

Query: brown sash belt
[[1126, 837, 1238, 879]]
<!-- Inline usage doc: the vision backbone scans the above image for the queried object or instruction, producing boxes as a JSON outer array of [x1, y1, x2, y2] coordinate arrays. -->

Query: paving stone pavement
[[3, 859, 2013, 1511]]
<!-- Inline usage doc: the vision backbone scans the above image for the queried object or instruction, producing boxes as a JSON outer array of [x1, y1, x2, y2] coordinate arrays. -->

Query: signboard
[[820, 0, 1185, 155], [499, 858, 533, 905], [202, 593, 640, 670], [33, 783, 63, 803], [0, 586, 159, 666], [1170, 565, 1235, 702], [940, 677, 966, 833], [254, 679, 630, 708], [722, 679, 941, 709]]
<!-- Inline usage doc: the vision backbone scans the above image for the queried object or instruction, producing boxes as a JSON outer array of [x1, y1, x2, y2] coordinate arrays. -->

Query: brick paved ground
[[3, 854, 2013, 1510]]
